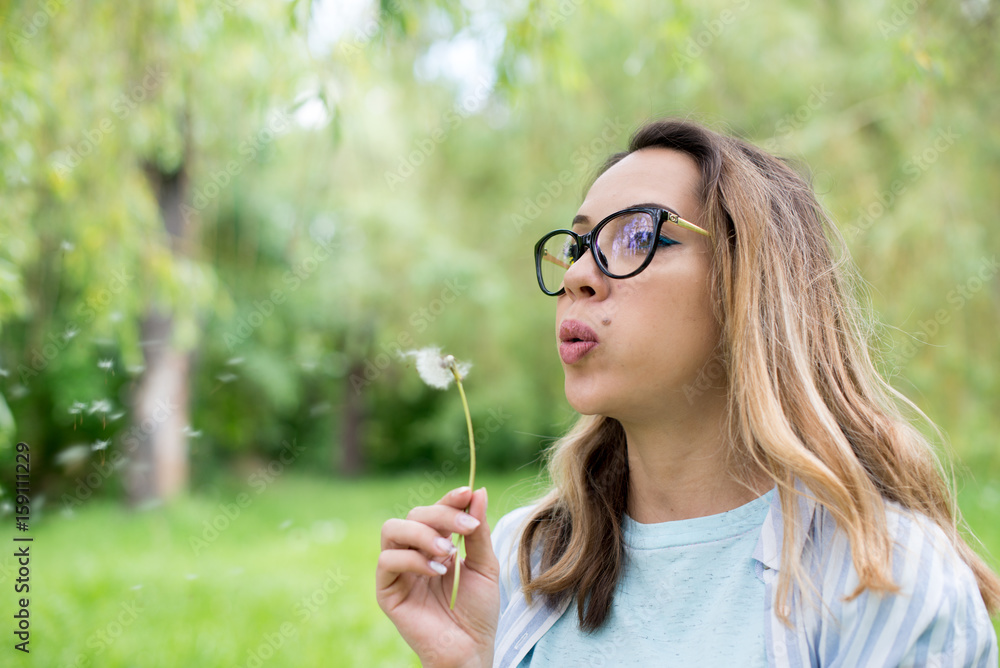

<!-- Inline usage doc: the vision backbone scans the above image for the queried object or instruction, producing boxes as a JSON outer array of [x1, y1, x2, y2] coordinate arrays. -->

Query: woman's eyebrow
[[631, 201, 682, 217], [572, 202, 683, 229]]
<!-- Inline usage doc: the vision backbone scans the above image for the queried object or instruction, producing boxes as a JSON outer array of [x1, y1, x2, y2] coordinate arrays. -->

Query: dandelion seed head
[[92, 439, 111, 452], [98, 359, 113, 371], [399, 347, 470, 390], [56, 445, 90, 467], [88, 399, 112, 414]]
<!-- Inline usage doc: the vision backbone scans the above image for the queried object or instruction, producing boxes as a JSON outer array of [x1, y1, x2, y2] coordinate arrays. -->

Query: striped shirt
[[491, 487, 998, 667]]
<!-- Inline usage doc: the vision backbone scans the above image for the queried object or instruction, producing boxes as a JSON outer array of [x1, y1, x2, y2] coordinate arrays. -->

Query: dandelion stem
[[448, 362, 476, 610]]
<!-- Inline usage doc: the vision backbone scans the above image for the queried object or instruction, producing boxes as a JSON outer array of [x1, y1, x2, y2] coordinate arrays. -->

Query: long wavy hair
[[518, 118, 1000, 631]]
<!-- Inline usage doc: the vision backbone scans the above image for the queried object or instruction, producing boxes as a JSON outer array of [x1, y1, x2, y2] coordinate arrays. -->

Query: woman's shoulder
[[799, 498, 997, 665], [491, 503, 541, 568], [807, 498, 973, 582]]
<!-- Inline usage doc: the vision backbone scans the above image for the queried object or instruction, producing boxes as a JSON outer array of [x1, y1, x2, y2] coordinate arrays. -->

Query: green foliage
[[0, 0, 998, 499]]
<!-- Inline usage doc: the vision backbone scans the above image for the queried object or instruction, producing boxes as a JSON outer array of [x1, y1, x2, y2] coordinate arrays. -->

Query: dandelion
[[92, 439, 111, 463], [400, 347, 476, 609], [400, 347, 471, 390], [69, 401, 86, 430], [89, 398, 112, 428], [56, 444, 90, 468], [98, 358, 114, 386]]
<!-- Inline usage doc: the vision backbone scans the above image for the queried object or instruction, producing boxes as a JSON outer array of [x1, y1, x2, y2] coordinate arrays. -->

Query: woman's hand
[[377, 486, 499, 668]]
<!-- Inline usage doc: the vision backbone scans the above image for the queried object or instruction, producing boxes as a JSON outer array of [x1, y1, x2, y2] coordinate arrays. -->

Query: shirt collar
[[752, 480, 819, 572]]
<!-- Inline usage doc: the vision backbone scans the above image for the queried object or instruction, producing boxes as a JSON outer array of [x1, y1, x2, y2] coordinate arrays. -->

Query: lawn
[[6, 464, 999, 666], [6, 468, 550, 667]]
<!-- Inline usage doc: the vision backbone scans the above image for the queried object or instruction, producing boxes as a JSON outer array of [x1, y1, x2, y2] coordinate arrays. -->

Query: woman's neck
[[618, 399, 771, 524]]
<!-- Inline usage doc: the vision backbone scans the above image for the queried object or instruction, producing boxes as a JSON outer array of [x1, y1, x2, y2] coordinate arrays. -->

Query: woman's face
[[556, 148, 721, 423]]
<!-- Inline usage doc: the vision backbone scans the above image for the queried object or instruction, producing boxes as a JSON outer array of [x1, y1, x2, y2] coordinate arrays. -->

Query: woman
[[376, 119, 1000, 666]]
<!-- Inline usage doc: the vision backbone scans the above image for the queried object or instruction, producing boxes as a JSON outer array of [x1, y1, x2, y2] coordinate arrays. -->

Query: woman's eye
[[627, 231, 655, 250]]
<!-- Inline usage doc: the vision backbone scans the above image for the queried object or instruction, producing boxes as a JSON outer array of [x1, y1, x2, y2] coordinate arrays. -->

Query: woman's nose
[[561, 247, 610, 300]]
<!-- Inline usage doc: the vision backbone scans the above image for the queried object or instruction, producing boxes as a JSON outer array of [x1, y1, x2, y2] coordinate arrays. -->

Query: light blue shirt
[[520, 489, 774, 667], [492, 482, 998, 667]]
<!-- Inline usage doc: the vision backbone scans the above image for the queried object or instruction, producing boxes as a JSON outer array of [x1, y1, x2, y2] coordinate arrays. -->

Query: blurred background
[[0, 0, 998, 664]]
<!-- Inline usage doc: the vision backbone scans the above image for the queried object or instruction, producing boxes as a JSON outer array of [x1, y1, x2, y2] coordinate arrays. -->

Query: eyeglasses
[[533, 206, 711, 296]]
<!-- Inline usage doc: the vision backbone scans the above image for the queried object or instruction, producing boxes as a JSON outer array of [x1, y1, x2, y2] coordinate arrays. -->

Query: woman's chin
[[564, 384, 612, 417]]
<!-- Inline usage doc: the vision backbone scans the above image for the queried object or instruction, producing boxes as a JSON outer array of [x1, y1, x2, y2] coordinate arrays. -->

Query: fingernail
[[428, 560, 447, 575], [456, 513, 480, 531], [434, 537, 457, 555], [455, 486, 471, 495]]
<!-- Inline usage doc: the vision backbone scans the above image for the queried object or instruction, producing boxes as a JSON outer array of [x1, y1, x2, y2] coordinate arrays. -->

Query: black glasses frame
[[533, 206, 710, 296]]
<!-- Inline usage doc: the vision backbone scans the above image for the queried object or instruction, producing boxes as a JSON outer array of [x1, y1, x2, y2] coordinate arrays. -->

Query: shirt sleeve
[[492, 505, 536, 616], [817, 506, 998, 667]]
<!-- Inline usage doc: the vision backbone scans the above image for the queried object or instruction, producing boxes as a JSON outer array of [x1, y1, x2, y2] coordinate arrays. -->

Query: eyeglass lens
[[538, 211, 657, 293]]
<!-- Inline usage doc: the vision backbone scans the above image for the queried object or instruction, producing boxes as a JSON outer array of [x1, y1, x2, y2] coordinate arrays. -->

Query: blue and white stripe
[[491, 489, 998, 667]]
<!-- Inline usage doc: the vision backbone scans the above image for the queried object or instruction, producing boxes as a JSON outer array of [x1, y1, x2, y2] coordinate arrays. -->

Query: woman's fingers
[[377, 485, 496, 594], [376, 548, 452, 591], [380, 516, 460, 556], [458, 488, 497, 577], [386, 487, 480, 542], [434, 485, 475, 509]]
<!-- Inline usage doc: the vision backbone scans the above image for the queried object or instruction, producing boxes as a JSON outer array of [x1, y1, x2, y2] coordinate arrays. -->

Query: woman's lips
[[558, 320, 599, 364]]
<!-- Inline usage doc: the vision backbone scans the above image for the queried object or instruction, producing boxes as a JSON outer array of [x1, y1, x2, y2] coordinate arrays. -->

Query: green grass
[[3, 468, 550, 667], [3, 466, 998, 666]]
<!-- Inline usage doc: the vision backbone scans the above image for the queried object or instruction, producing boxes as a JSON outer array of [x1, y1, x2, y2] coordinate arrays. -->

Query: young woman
[[376, 119, 1000, 667]]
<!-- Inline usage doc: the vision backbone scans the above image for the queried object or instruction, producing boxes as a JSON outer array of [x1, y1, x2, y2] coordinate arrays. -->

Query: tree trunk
[[338, 360, 365, 476], [126, 164, 192, 506]]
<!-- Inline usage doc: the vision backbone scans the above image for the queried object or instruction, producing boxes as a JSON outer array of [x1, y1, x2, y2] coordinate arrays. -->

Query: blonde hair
[[519, 118, 1000, 631]]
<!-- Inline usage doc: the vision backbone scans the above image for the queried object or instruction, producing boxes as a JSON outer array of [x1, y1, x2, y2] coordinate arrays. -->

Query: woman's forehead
[[578, 148, 701, 221]]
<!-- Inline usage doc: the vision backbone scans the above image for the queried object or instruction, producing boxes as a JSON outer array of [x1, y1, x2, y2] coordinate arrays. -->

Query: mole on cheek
[[602, 318, 611, 326]]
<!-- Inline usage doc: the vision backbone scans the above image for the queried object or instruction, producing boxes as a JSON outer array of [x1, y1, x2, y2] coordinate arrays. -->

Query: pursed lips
[[558, 319, 599, 364]]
